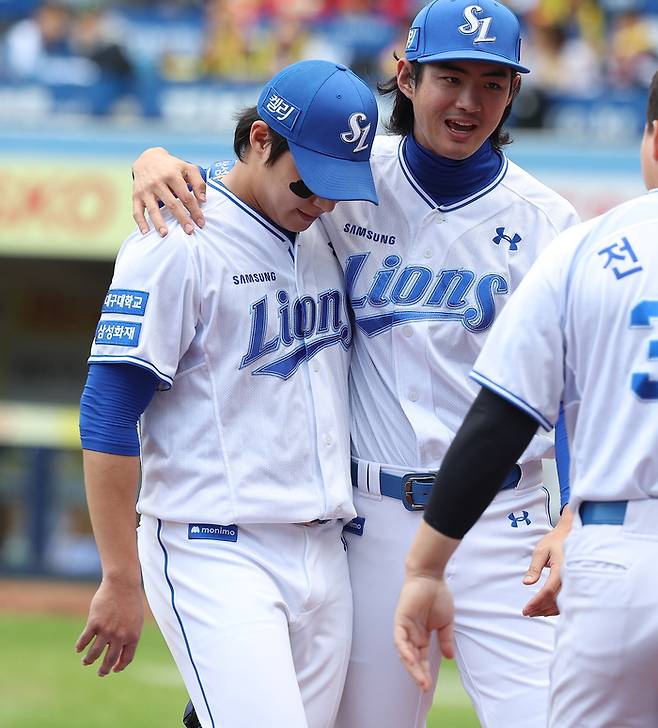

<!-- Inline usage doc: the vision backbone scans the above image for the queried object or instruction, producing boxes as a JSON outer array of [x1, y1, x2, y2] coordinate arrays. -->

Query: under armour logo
[[493, 227, 522, 251], [508, 511, 531, 527], [340, 112, 371, 153], [458, 5, 496, 43]]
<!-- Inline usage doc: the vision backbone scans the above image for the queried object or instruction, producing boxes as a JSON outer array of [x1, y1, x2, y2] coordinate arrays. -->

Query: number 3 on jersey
[[630, 300, 658, 400]]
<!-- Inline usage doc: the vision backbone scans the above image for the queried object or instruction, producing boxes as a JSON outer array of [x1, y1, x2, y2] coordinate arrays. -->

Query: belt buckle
[[402, 474, 434, 512]]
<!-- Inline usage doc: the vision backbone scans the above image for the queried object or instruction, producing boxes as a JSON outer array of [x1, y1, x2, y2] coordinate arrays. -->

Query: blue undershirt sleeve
[[555, 404, 570, 511], [79, 363, 158, 456]]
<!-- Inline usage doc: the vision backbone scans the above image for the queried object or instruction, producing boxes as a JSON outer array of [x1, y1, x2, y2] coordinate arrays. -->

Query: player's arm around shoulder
[[132, 146, 207, 237]]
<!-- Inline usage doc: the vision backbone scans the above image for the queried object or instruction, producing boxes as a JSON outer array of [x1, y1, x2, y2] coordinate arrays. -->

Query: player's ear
[[508, 72, 521, 104], [249, 121, 272, 162], [650, 120, 658, 161], [397, 59, 416, 100]]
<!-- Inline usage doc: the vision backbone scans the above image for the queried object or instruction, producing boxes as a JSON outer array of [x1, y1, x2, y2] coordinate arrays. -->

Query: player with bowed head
[[75, 59, 380, 728], [395, 69, 658, 728], [131, 2, 578, 726]]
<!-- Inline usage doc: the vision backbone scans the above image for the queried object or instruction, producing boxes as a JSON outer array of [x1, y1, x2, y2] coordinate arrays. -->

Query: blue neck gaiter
[[403, 132, 504, 207]]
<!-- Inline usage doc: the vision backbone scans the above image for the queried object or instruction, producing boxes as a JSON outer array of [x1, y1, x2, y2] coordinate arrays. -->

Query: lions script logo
[[345, 252, 509, 334], [458, 5, 496, 43], [241, 288, 351, 379], [340, 113, 372, 153]]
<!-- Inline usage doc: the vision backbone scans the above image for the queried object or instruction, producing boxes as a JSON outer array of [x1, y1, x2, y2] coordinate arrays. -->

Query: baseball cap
[[257, 60, 379, 204], [405, 0, 530, 74]]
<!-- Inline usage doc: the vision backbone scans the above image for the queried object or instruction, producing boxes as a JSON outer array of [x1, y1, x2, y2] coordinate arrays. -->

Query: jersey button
[[312, 361, 320, 372], [435, 214, 446, 224], [402, 325, 413, 338], [423, 248, 432, 258], [323, 433, 333, 446], [408, 390, 419, 402]]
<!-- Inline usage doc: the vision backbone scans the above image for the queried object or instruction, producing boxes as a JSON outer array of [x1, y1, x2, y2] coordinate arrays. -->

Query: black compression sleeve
[[424, 388, 540, 540]]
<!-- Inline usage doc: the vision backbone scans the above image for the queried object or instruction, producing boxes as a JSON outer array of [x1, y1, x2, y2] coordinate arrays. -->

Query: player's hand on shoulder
[[75, 576, 144, 677], [522, 506, 573, 617], [394, 575, 454, 691], [132, 147, 206, 238]]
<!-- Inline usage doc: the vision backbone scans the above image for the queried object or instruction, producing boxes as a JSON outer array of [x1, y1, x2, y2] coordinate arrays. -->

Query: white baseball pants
[[550, 499, 658, 727], [337, 481, 557, 728], [138, 516, 352, 728]]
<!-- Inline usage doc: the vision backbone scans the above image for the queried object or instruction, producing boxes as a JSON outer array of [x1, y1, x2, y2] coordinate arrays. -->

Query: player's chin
[[294, 209, 322, 230]]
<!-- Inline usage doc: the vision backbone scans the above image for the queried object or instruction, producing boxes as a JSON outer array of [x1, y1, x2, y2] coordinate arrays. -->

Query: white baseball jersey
[[309, 134, 579, 478], [473, 189, 658, 511], [89, 179, 356, 525]]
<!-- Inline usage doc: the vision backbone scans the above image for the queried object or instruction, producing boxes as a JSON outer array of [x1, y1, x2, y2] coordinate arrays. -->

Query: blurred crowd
[[0, 0, 656, 122]]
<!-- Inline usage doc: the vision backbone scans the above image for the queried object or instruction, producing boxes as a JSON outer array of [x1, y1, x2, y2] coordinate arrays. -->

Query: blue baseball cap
[[258, 60, 379, 204], [405, 0, 530, 74]]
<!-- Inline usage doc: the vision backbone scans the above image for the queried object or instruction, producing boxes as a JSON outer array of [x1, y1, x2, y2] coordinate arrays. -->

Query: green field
[[0, 615, 478, 727]]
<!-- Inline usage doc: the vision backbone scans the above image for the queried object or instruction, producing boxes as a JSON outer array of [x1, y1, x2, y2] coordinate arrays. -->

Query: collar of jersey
[[397, 136, 509, 213], [206, 177, 297, 248]]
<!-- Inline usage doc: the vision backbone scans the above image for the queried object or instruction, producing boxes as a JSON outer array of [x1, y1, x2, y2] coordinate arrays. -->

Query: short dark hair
[[233, 106, 289, 166], [647, 71, 658, 127], [377, 58, 519, 150]]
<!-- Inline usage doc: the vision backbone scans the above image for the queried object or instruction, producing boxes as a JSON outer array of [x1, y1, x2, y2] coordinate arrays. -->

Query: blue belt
[[350, 461, 521, 512], [579, 500, 628, 525]]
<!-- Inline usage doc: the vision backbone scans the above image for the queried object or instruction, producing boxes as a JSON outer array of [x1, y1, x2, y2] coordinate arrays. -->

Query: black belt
[[579, 500, 628, 525], [350, 461, 521, 512]]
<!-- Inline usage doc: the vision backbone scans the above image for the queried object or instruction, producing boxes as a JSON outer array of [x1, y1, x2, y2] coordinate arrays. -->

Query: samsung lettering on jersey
[[345, 251, 508, 334], [232, 272, 277, 285], [240, 287, 352, 378], [343, 222, 396, 245]]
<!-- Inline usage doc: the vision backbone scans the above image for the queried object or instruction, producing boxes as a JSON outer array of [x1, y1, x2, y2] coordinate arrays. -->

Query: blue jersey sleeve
[[555, 404, 570, 510], [79, 363, 158, 456]]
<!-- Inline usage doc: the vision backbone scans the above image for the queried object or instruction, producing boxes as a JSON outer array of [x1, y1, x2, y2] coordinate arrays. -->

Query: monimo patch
[[343, 516, 365, 537], [188, 523, 238, 542]]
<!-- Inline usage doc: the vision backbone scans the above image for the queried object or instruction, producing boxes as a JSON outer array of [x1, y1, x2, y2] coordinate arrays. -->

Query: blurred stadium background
[[0, 0, 654, 724]]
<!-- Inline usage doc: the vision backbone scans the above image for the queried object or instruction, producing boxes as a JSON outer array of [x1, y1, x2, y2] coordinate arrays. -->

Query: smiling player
[[130, 2, 578, 726]]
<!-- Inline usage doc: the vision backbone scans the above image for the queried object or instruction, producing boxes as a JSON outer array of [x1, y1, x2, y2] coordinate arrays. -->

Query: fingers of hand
[[77, 621, 139, 676], [177, 182, 206, 229], [131, 200, 150, 235], [98, 641, 124, 677], [438, 622, 455, 660], [75, 623, 95, 653], [113, 642, 138, 673], [523, 589, 559, 617], [184, 163, 207, 205], [523, 544, 550, 584], [522, 568, 561, 616]]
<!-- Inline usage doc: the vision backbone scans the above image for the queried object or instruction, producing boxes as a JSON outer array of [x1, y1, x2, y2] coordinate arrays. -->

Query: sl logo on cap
[[458, 5, 496, 43], [340, 112, 371, 153]]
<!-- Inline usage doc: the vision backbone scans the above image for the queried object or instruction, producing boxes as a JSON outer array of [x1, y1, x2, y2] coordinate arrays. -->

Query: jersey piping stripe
[[397, 137, 510, 212], [437, 156, 508, 212], [206, 177, 292, 246], [156, 519, 216, 728], [470, 370, 553, 431], [397, 138, 435, 209], [541, 485, 556, 528], [87, 355, 173, 389]]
